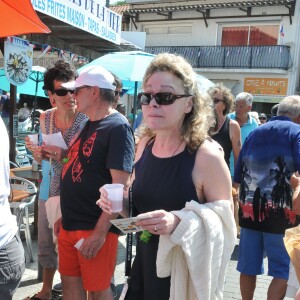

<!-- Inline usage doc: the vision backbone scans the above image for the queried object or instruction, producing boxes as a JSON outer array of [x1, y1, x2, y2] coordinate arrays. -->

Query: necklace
[[54, 110, 76, 133], [217, 117, 226, 132], [172, 140, 183, 156]]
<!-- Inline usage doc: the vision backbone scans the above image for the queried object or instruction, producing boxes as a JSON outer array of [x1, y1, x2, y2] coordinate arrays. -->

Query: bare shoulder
[[39, 111, 46, 126], [195, 138, 226, 173], [135, 136, 154, 163], [229, 119, 240, 129], [196, 138, 224, 160], [193, 139, 232, 202]]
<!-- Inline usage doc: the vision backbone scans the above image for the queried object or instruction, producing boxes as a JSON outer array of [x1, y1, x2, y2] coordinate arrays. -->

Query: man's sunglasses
[[74, 86, 92, 95], [137, 92, 191, 105], [115, 90, 125, 97], [53, 89, 75, 96]]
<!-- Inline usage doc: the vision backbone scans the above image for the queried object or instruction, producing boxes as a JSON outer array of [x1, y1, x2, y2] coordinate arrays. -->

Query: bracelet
[[294, 189, 300, 193]]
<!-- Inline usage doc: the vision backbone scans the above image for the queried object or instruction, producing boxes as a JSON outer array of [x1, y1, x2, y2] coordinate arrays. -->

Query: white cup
[[103, 183, 124, 213], [28, 133, 39, 145]]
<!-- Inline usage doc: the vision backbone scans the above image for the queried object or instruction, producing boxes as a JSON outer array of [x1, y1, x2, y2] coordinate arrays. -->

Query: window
[[222, 25, 279, 46], [144, 25, 192, 35], [145, 27, 168, 35]]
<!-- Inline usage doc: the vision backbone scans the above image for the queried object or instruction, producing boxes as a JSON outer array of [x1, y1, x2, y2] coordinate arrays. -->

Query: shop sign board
[[244, 77, 288, 96], [4, 37, 33, 86], [31, 0, 121, 44]]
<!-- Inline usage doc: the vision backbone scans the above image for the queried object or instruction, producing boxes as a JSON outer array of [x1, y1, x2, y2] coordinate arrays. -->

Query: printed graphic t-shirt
[[234, 116, 300, 234], [61, 113, 135, 231]]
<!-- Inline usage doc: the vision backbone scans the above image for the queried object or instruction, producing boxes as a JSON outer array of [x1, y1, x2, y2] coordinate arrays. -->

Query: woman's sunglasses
[[213, 98, 224, 105], [138, 92, 191, 105], [53, 89, 75, 97]]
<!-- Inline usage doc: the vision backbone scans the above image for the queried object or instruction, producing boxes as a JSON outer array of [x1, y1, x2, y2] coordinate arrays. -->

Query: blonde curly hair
[[139, 53, 215, 152], [207, 82, 235, 116]]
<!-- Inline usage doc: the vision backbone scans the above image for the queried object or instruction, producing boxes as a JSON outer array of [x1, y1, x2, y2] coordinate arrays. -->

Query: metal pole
[[132, 81, 138, 127], [9, 84, 17, 162], [31, 73, 39, 130]]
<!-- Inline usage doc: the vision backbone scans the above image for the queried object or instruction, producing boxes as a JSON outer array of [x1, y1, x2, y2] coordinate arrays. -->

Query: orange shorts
[[58, 228, 118, 291]]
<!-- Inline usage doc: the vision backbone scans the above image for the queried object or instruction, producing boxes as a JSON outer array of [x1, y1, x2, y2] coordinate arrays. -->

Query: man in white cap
[[57, 66, 135, 300]]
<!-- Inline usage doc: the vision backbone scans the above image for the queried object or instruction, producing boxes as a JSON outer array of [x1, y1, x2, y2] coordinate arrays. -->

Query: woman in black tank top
[[208, 83, 242, 171], [98, 54, 234, 300]]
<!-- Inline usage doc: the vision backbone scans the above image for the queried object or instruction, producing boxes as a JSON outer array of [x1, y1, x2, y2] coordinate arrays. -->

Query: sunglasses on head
[[212, 98, 224, 105], [138, 92, 191, 106], [53, 89, 75, 96]]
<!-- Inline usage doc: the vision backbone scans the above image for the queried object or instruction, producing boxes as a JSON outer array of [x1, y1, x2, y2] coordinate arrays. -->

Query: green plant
[[139, 230, 152, 243]]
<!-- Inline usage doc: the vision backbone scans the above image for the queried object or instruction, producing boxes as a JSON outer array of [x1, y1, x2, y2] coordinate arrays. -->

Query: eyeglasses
[[259, 117, 267, 120], [138, 92, 191, 106], [213, 98, 224, 105], [74, 85, 92, 95], [53, 89, 75, 97], [115, 90, 125, 97]]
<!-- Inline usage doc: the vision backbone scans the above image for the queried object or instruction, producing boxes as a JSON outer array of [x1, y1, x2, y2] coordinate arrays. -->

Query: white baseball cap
[[62, 66, 116, 91]]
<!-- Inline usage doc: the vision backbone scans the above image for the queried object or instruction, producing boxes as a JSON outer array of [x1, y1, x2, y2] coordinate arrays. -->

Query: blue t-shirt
[[61, 113, 135, 231], [227, 112, 258, 176], [234, 116, 300, 234]]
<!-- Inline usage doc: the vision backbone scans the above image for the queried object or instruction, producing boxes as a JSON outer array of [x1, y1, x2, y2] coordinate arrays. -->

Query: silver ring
[[100, 205, 103, 209], [154, 225, 157, 232], [54, 151, 57, 156], [38, 155, 42, 158]]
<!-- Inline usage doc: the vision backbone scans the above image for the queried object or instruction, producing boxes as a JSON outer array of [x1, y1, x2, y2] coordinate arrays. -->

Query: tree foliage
[[111, 1, 127, 5]]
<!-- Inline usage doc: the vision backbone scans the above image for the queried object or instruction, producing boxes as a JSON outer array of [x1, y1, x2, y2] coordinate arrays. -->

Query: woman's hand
[[24, 136, 34, 152], [42, 145, 65, 163], [96, 186, 113, 214], [135, 210, 180, 235], [25, 136, 44, 163], [291, 171, 300, 190]]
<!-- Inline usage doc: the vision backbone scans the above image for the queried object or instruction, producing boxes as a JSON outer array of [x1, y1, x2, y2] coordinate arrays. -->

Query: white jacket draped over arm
[[156, 200, 236, 300]]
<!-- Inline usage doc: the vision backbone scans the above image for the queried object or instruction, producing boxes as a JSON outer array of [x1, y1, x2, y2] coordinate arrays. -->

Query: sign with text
[[13, 115, 19, 138], [31, 0, 121, 44], [244, 78, 288, 96]]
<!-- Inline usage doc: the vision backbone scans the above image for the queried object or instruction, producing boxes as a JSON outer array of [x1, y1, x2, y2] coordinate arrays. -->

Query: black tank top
[[133, 141, 199, 215], [212, 117, 232, 169], [127, 141, 199, 300]]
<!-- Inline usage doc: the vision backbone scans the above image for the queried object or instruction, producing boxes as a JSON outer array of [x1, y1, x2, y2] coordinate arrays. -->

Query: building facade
[[124, 0, 300, 113]]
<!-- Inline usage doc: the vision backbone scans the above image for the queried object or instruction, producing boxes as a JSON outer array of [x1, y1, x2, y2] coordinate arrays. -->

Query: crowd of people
[[1, 53, 300, 300]]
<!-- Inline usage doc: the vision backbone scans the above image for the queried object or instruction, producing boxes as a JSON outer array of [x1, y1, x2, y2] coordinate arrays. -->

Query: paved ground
[[13, 230, 293, 300]]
